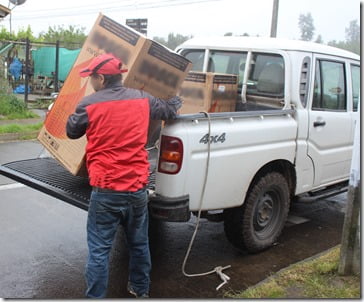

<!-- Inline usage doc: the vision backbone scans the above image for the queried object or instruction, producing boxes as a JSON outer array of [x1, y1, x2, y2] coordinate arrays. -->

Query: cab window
[[351, 64, 360, 112], [180, 49, 205, 72], [312, 60, 346, 111], [246, 53, 285, 107], [207, 51, 247, 85]]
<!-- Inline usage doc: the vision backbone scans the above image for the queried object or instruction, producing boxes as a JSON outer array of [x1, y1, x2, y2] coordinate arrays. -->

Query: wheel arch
[[223, 160, 295, 253], [246, 159, 297, 201]]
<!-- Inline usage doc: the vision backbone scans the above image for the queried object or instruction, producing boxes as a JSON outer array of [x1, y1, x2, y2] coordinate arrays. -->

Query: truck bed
[[0, 155, 157, 211]]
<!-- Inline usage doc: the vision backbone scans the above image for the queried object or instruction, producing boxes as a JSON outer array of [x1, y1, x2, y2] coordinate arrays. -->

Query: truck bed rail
[[176, 108, 295, 121]]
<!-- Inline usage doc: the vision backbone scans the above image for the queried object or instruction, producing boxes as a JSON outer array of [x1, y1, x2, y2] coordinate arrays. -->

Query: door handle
[[313, 120, 326, 127]]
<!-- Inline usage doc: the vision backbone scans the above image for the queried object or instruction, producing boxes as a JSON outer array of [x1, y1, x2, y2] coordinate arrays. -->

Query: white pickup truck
[[0, 37, 360, 253]]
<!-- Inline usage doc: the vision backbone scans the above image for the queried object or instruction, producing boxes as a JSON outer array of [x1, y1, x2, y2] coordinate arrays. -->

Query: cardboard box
[[178, 72, 238, 114], [38, 14, 192, 176]]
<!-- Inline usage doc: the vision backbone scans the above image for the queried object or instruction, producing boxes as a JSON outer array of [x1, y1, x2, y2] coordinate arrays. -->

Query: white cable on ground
[[181, 111, 231, 291]]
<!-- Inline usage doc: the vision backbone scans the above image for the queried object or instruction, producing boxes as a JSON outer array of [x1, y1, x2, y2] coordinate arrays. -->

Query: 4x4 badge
[[199, 133, 226, 144]]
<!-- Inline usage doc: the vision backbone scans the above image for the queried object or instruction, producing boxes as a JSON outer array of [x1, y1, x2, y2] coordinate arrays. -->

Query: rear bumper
[[148, 193, 190, 222]]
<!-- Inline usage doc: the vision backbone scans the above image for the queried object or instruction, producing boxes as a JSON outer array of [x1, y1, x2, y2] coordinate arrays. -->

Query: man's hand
[[168, 96, 182, 111]]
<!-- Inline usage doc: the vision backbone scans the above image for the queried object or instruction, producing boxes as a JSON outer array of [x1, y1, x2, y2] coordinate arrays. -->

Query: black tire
[[224, 172, 290, 253]]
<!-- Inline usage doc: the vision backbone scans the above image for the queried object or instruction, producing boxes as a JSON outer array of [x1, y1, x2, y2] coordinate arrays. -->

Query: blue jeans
[[85, 188, 151, 298]]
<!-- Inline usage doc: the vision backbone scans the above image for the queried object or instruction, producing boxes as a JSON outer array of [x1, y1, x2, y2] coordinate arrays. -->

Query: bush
[[0, 94, 38, 119], [0, 94, 25, 114], [0, 76, 12, 94]]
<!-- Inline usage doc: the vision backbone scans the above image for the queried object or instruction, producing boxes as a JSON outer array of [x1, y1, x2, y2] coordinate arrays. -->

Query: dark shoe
[[127, 281, 149, 298]]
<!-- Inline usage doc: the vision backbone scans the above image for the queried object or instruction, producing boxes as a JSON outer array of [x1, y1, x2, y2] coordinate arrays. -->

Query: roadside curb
[[0, 115, 44, 142], [0, 131, 40, 143], [240, 245, 341, 292], [0, 118, 44, 126]]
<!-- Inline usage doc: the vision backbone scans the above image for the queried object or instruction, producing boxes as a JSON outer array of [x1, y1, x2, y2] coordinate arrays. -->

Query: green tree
[[224, 32, 250, 37], [328, 19, 359, 55], [298, 13, 315, 41], [153, 36, 167, 46], [328, 39, 346, 49], [344, 19, 359, 54], [345, 19, 359, 43], [153, 33, 191, 50], [0, 26, 16, 41], [38, 25, 86, 48], [0, 25, 39, 41], [315, 34, 323, 44], [16, 25, 36, 41]]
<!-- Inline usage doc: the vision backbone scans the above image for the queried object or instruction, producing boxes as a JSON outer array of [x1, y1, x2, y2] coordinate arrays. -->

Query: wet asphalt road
[[0, 141, 347, 298]]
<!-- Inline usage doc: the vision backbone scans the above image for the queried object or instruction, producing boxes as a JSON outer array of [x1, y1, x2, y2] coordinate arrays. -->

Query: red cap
[[80, 53, 128, 77]]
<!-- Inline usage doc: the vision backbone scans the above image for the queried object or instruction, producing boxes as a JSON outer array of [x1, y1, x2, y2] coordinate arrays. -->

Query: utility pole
[[55, 40, 60, 93], [339, 103, 361, 275], [270, 0, 279, 37], [7, 1, 27, 34], [24, 37, 30, 103]]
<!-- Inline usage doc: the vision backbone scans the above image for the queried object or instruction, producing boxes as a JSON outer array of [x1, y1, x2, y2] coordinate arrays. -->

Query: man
[[66, 53, 182, 298]]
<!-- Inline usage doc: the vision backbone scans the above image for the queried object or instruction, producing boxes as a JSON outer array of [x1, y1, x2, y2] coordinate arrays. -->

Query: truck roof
[[176, 36, 360, 61]]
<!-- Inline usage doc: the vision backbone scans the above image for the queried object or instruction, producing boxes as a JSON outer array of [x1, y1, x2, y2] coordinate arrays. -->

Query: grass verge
[[224, 246, 360, 299], [0, 122, 43, 134], [1, 111, 39, 120]]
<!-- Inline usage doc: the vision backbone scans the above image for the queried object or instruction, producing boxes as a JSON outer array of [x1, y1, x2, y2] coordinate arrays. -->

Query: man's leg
[[85, 191, 121, 298], [124, 189, 151, 297]]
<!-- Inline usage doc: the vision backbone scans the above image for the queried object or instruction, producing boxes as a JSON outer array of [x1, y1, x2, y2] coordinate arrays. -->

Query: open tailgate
[[0, 158, 91, 210], [0, 156, 157, 211]]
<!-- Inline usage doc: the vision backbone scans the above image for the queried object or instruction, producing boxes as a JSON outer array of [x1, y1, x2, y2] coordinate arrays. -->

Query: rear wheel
[[224, 172, 290, 253]]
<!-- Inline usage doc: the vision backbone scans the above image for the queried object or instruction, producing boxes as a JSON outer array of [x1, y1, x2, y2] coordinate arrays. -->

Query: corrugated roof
[[0, 4, 11, 18]]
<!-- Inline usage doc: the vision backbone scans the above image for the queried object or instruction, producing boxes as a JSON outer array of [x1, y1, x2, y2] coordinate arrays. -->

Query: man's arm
[[66, 102, 89, 139], [142, 91, 182, 120]]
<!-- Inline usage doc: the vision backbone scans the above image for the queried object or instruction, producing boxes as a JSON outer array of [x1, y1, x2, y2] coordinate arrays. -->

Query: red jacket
[[66, 83, 181, 192]]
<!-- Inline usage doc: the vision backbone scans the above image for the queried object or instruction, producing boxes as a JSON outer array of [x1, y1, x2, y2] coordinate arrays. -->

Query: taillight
[[158, 135, 183, 174]]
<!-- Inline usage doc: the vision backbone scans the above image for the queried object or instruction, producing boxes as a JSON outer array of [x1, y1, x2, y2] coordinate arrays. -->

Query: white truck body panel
[[154, 37, 360, 214], [156, 112, 297, 211]]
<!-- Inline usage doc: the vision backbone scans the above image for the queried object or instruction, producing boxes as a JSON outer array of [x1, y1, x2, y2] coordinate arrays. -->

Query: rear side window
[[312, 60, 346, 111], [180, 50, 205, 72], [246, 53, 285, 106], [207, 51, 247, 84], [351, 64, 360, 112]]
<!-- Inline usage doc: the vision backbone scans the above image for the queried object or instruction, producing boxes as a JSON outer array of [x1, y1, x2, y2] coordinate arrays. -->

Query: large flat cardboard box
[[178, 72, 238, 114], [38, 14, 192, 176]]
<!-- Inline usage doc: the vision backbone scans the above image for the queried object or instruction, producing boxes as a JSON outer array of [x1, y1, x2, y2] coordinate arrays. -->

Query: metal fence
[[0, 38, 82, 103]]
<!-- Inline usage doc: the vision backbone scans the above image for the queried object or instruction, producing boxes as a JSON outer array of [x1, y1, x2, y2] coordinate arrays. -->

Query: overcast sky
[[1, 0, 361, 43]]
